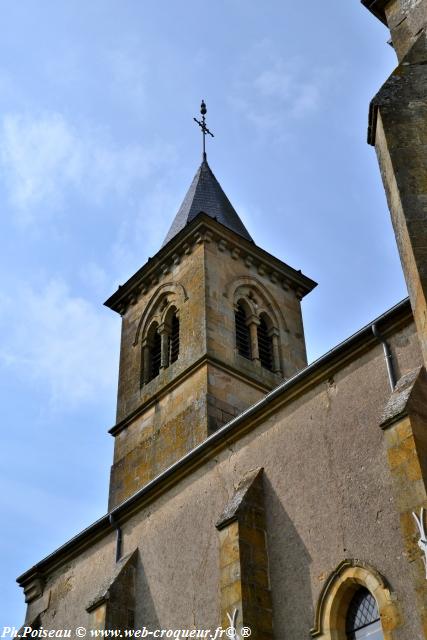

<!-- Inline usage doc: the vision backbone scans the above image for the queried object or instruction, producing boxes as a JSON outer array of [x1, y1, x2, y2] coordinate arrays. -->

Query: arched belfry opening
[[168, 310, 180, 364], [235, 301, 252, 360], [147, 323, 161, 382], [257, 314, 274, 372], [141, 303, 181, 385]]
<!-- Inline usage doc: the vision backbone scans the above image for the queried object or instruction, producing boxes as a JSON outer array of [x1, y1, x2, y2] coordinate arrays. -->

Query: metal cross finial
[[193, 99, 214, 161]]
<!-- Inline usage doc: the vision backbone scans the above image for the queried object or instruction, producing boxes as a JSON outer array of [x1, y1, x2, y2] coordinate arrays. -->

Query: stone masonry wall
[[109, 228, 310, 507], [28, 319, 425, 639], [204, 238, 308, 382]]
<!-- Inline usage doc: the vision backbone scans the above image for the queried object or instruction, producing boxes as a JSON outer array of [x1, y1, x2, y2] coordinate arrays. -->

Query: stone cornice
[[368, 34, 427, 145], [17, 298, 412, 589], [361, 0, 389, 24], [104, 213, 317, 316], [19, 570, 45, 604], [109, 354, 276, 437]]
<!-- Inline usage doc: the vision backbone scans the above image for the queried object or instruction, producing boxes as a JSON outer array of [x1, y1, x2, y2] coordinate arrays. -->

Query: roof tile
[[162, 159, 253, 246]]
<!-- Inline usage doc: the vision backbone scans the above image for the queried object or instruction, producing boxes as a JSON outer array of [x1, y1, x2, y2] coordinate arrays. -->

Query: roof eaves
[[104, 212, 316, 313]]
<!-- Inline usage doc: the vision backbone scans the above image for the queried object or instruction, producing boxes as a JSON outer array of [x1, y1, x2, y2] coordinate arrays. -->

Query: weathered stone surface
[[311, 559, 402, 639], [362, 0, 427, 60], [86, 550, 137, 615], [385, 0, 427, 61], [380, 365, 425, 427], [381, 368, 427, 637], [370, 30, 427, 366], [216, 468, 264, 530], [19, 316, 425, 638], [23, 590, 50, 626], [109, 215, 312, 508], [217, 469, 274, 639]]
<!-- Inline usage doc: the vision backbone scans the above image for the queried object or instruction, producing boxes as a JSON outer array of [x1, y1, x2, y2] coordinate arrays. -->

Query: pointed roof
[[162, 158, 253, 246]]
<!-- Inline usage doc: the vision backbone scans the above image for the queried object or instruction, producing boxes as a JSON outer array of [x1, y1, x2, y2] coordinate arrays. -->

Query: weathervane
[[193, 100, 214, 160]]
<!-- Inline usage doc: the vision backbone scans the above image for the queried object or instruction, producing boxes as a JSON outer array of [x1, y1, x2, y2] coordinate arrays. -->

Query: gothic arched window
[[147, 324, 161, 381], [168, 309, 180, 364], [235, 302, 251, 360], [346, 588, 383, 640], [257, 314, 273, 371]]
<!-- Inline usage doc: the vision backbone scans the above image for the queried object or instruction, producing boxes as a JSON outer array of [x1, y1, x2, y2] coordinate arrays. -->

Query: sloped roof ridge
[[162, 158, 253, 246]]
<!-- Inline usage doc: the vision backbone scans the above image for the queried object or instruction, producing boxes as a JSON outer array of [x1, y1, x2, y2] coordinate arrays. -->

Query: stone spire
[[162, 158, 253, 246]]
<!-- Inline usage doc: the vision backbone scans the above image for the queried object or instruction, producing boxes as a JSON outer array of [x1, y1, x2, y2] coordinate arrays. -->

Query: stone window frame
[[230, 279, 283, 374], [141, 303, 180, 384], [133, 282, 188, 387], [225, 276, 288, 377], [234, 296, 281, 373], [311, 560, 401, 640]]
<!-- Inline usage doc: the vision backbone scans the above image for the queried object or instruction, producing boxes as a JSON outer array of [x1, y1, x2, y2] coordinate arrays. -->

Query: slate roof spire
[[162, 101, 253, 247], [162, 158, 253, 246]]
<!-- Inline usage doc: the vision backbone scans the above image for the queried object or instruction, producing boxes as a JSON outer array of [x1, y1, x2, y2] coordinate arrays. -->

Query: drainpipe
[[109, 513, 122, 562], [372, 323, 396, 390]]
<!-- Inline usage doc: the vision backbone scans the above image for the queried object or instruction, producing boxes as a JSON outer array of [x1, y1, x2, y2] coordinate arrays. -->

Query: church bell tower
[[105, 103, 316, 509]]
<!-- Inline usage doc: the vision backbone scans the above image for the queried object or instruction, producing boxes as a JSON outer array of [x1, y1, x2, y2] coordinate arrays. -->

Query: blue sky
[[0, 1, 405, 628]]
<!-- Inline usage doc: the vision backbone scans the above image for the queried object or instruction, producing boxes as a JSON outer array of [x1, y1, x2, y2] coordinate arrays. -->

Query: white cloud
[[252, 62, 322, 116], [0, 111, 165, 220], [108, 46, 147, 109], [230, 41, 337, 132], [79, 262, 110, 296], [253, 67, 294, 101], [1, 112, 78, 213], [112, 178, 182, 283], [0, 278, 120, 411]]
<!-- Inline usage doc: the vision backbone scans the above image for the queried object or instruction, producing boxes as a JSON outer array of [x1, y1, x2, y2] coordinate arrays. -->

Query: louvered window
[[257, 316, 273, 371], [148, 330, 161, 381], [235, 303, 251, 359], [346, 588, 383, 639], [169, 312, 180, 364]]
